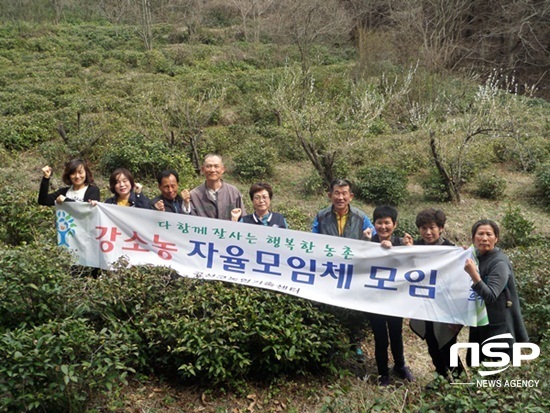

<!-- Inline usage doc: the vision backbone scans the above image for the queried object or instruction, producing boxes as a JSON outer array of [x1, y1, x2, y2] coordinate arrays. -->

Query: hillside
[[0, 19, 548, 413]]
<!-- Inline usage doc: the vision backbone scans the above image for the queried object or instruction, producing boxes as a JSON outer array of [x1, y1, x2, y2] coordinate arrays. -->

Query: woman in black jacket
[[38, 159, 100, 205]]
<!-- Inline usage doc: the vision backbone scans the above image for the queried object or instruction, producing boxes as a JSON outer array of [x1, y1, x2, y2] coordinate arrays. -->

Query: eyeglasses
[[253, 195, 270, 201]]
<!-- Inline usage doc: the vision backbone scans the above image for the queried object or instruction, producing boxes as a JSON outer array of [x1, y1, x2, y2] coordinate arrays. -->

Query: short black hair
[[471, 219, 500, 239], [329, 178, 353, 193], [157, 170, 179, 185], [415, 208, 446, 228], [373, 205, 398, 224]]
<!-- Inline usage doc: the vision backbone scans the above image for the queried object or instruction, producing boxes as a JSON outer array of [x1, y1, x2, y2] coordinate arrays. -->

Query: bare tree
[[229, 0, 275, 42], [97, 0, 133, 27], [51, 0, 73, 24], [267, 0, 354, 75], [272, 66, 414, 186], [145, 85, 227, 174], [408, 71, 534, 202], [164, 0, 207, 42], [135, 0, 153, 50]]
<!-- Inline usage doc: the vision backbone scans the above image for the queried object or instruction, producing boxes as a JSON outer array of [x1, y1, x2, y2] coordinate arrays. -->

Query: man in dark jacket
[[151, 170, 191, 214]]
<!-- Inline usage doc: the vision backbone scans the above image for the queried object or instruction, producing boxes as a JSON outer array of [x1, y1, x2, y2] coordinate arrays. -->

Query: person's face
[[374, 217, 397, 241], [473, 224, 498, 255], [329, 185, 353, 214], [201, 156, 225, 183], [70, 165, 87, 189], [418, 222, 443, 244], [159, 174, 179, 200], [114, 173, 132, 197], [252, 189, 271, 215]]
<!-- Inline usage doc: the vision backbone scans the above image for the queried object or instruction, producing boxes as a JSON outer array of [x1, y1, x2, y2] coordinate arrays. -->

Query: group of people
[[38, 155, 529, 388]]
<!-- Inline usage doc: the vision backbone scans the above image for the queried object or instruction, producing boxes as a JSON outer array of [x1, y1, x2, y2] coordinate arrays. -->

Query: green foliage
[[0, 243, 73, 328], [233, 138, 276, 182], [200, 126, 241, 157], [100, 134, 195, 181], [534, 162, 550, 206], [0, 187, 54, 246], [0, 317, 136, 412], [0, 113, 55, 151], [276, 205, 313, 232], [418, 363, 549, 413], [300, 171, 325, 197], [144, 280, 348, 385], [509, 246, 550, 342], [355, 166, 408, 206], [421, 169, 452, 202], [258, 125, 305, 162], [501, 204, 536, 248], [473, 173, 507, 200], [392, 215, 419, 239]]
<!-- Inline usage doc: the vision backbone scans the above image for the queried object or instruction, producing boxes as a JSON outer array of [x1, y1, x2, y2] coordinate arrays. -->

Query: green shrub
[[299, 171, 325, 197], [500, 204, 536, 248], [199, 127, 240, 157], [100, 134, 195, 181], [355, 165, 408, 206], [258, 125, 304, 161], [143, 279, 348, 384], [421, 169, 452, 202], [473, 173, 507, 200], [509, 246, 550, 342], [0, 243, 72, 329], [534, 162, 550, 206], [0, 113, 55, 151], [0, 187, 54, 246], [276, 205, 313, 232], [142, 49, 173, 74], [79, 49, 103, 67], [233, 138, 276, 182], [0, 318, 136, 412]]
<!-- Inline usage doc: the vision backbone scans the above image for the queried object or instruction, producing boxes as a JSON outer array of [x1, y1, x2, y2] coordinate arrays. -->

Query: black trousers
[[424, 321, 463, 377], [369, 314, 405, 376]]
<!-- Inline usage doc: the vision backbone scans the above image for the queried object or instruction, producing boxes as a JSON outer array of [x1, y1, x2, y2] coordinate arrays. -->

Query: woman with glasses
[[237, 182, 287, 228]]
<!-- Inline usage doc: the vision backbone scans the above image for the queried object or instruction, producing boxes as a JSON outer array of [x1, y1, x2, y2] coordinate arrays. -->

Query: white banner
[[56, 203, 486, 327]]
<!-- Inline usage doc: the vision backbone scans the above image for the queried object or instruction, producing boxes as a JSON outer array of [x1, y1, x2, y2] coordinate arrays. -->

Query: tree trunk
[[429, 131, 460, 202]]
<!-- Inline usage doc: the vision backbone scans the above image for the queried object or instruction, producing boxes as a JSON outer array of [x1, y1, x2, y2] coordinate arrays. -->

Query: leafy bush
[[233, 139, 276, 182], [0, 243, 73, 328], [421, 169, 452, 202], [500, 204, 536, 248], [509, 245, 550, 342], [534, 162, 550, 206], [473, 173, 507, 200], [0, 318, 136, 412], [355, 165, 408, 206], [300, 171, 325, 197], [0, 113, 55, 151], [143, 279, 348, 384], [257, 125, 305, 162], [276, 205, 313, 232], [100, 134, 195, 181], [0, 187, 54, 246]]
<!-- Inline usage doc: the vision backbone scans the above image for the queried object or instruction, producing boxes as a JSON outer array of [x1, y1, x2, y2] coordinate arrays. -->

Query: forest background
[[0, 0, 548, 412]]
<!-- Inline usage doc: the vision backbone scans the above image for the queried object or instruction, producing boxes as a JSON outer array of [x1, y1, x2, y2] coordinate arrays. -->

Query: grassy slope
[[1, 22, 548, 412]]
